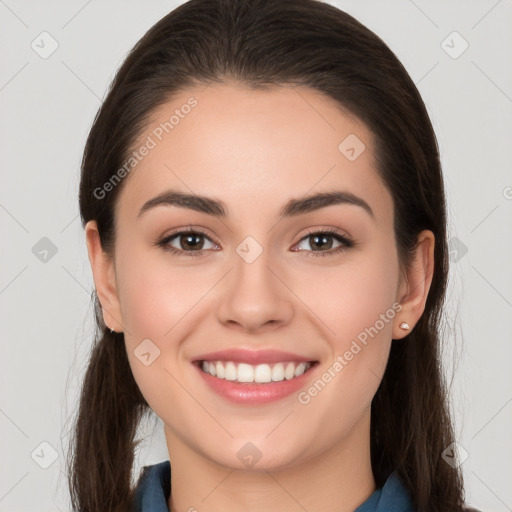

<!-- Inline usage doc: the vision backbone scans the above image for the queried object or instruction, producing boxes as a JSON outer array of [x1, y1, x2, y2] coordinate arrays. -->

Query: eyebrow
[[137, 189, 374, 219]]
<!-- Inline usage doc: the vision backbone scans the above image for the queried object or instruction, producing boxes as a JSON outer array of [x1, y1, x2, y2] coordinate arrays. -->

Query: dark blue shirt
[[132, 460, 415, 511]]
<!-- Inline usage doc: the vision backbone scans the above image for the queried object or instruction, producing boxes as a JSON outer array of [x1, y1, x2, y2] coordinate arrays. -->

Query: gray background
[[1, 0, 511, 510]]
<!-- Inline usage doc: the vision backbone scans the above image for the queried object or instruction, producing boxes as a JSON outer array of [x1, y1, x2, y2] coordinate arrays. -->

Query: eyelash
[[156, 226, 355, 258]]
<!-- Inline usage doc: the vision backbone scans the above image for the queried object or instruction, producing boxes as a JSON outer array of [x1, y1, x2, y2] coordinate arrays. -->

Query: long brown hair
[[67, 0, 466, 510]]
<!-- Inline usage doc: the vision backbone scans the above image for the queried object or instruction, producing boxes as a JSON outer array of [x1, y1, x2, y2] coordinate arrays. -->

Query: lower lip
[[193, 362, 319, 405]]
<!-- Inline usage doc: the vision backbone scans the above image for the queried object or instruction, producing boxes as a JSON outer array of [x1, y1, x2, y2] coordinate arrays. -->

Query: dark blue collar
[[132, 460, 415, 512]]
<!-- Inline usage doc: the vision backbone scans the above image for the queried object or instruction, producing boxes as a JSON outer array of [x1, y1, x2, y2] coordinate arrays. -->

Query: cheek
[[114, 245, 220, 407], [114, 247, 199, 413], [297, 247, 400, 348], [295, 246, 399, 409], [115, 243, 213, 340]]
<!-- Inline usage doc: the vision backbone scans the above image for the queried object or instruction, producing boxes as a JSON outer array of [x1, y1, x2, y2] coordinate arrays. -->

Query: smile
[[197, 360, 316, 384]]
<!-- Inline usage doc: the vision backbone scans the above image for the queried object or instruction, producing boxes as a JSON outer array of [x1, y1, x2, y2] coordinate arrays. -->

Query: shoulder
[[383, 471, 484, 512], [132, 460, 171, 512]]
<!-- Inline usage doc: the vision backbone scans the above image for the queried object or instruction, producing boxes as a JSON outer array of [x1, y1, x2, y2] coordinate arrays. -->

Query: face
[[87, 82, 428, 472]]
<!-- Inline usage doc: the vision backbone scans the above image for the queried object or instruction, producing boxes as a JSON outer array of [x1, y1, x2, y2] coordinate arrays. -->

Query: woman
[[67, 0, 479, 510]]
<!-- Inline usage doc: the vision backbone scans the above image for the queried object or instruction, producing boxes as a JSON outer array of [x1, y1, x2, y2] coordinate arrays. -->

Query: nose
[[216, 246, 294, 333]]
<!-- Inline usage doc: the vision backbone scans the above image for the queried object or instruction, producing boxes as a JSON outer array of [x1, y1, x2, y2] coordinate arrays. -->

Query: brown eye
[[308, 233, 335, 251], [157, 229, 218, 257], [292, 229, 354, 257], [178, 233, 206, 251]]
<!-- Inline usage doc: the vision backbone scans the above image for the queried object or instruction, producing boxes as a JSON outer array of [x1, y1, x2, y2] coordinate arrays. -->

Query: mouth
[[194, 359, 319, 384], [191, 348, 320, 404]]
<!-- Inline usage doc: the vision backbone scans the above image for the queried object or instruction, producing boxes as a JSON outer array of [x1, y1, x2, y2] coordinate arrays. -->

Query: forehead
[[116, 82, 393, 226]]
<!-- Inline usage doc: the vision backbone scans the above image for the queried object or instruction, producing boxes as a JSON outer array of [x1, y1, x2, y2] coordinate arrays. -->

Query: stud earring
[[399, 322, 410, 330]]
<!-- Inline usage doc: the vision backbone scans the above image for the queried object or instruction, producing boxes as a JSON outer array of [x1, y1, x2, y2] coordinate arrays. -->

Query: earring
[[399, 322, 410, 330]]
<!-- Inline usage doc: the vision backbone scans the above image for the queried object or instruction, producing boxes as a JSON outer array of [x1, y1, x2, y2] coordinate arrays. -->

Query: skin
[[85, 82, 434, 512]]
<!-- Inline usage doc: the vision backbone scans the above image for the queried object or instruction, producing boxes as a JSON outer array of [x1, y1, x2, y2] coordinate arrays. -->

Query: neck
[[165, 409, 376, 512]]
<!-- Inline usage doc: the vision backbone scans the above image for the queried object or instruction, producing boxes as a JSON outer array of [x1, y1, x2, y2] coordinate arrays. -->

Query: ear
[[85, 220, 124, 333], [393, 230, 435, 339]]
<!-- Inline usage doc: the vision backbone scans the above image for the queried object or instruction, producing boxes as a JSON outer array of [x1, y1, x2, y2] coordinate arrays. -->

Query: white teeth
[[271, 364, 284, 381], [225, 361, 237, 381], [237, 363, 254, 383], [199, 360, 312, 383], [215, 361, 225, 378], [295, 362, 306, 377], [254, 364, 272, 383], [284, 362, 295, 380]]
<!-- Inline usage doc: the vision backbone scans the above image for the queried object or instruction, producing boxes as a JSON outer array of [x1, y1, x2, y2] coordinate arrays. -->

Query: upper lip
[[192, 348, 317, 365]]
